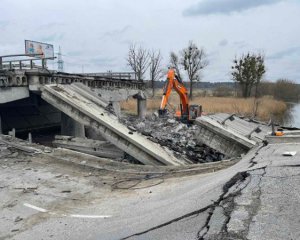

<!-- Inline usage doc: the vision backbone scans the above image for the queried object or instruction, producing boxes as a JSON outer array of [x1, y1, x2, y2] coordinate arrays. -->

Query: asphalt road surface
[[1, 141, 299, 240]]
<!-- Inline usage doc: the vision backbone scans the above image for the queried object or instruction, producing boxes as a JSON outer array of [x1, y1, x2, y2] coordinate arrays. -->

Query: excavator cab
[[173, 104, 201, 123], [188, 105, 202, 121]]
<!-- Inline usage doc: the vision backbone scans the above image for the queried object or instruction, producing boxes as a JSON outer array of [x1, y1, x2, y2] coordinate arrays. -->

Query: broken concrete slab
[[53, 135, 124, 159], [209, 113, 271, 142], [195, 116, 257, 157], [0, 138, 39, 154], [266, 130, 300, 143], [42, 84, 188, 166]]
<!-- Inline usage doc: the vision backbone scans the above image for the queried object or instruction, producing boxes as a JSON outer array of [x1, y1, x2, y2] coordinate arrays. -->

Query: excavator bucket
[[158, 109, 168, 117]]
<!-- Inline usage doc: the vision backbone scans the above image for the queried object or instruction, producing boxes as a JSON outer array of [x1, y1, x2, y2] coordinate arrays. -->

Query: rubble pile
[[122, 114, 226, 164]]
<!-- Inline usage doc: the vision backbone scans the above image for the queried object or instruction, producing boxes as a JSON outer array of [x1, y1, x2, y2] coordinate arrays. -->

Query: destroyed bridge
[[0, 54, 270, 166], [1, 53, 300, 240], [0, 53, 276, 166]]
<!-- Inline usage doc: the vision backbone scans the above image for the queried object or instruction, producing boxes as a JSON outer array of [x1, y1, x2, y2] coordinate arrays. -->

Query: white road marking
[[23, 203, 112, 219], [23, 203, 48, 213]]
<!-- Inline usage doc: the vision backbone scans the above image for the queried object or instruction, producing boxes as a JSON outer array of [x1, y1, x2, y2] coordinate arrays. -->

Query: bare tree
[[180, 41, 208, 99], [149, 50, 163, 97], [169, 52, 183, 82], [127, 44, 150, 81]]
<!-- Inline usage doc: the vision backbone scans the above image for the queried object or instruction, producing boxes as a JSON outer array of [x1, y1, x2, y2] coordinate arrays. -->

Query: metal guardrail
[[83, 72, 136, 80], [0, 54, 55, 70], [0, 70, 145, 90], [91, 78, 144, 90], [0, 54, 144, 90]]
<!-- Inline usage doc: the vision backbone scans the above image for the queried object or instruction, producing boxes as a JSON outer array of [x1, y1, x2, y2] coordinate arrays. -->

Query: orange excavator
[[158, 68, 202, 123]]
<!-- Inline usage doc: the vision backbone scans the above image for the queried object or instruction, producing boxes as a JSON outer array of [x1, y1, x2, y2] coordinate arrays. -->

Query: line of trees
[[259, 79, 300, 102], [212, 79, 300, 102], [231, 53, 300, 101], [126, 43, 299, 102], [126, 41, 208, 99], [126, 44, 163, 96]]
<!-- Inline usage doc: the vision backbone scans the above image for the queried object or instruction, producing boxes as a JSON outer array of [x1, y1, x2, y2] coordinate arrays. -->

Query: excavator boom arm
[[159, 69, 189, 116], [173, 79, 189, 115]]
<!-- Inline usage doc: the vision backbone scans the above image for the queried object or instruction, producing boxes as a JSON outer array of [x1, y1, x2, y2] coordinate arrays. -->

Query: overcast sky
[[0, 0, 299, 82]]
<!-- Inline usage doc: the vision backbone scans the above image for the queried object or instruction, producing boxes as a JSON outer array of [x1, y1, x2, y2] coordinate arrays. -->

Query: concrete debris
[[121, 114, 226, 164], [13, 185, 38, 190], [9, 152, 19, 158], [0, 138, 39, 154], [282, 151, 297, 156], [14, 216, 23, 222], [167, 119, 176, 124], [3, 200, 18, 208], [53, 135, 124, 159], [136, 122, 146, 129], [13, 184, 38, 191], [127, 126, 137, 132], [61, 190, 72, 193], [152, 111, 159, 119], [44, 147, 52, 153], [0, 147, 11, 157]]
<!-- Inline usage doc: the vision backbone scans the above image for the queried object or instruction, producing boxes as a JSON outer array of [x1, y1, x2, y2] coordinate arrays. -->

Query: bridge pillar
[[0, 115, 2, 135], [138, 99, 147, 119], [61, 112, 85, 138], [85, 126, 105, 140], [112, 102, 121, 118], [134, 91, 147, 119]]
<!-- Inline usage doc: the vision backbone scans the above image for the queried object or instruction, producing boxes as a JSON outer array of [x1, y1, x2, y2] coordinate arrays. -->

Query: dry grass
[[121, 91, 287, 121]]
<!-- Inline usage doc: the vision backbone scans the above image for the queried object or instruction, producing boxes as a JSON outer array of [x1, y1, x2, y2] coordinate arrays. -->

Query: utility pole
[[57, 46, 64, 72]]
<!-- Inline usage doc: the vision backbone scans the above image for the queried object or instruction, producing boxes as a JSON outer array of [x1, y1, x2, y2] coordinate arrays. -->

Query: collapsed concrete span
[[41, 83, 190, 166], [195, 113, 271, 157]]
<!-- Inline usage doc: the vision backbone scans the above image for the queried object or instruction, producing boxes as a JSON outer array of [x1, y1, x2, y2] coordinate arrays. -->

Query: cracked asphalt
[[122, 143, 300, 240], [1, 139, 300, 239]]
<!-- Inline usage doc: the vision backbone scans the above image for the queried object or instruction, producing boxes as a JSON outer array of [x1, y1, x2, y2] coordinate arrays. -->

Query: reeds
[[121, 91, 287, 121]]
